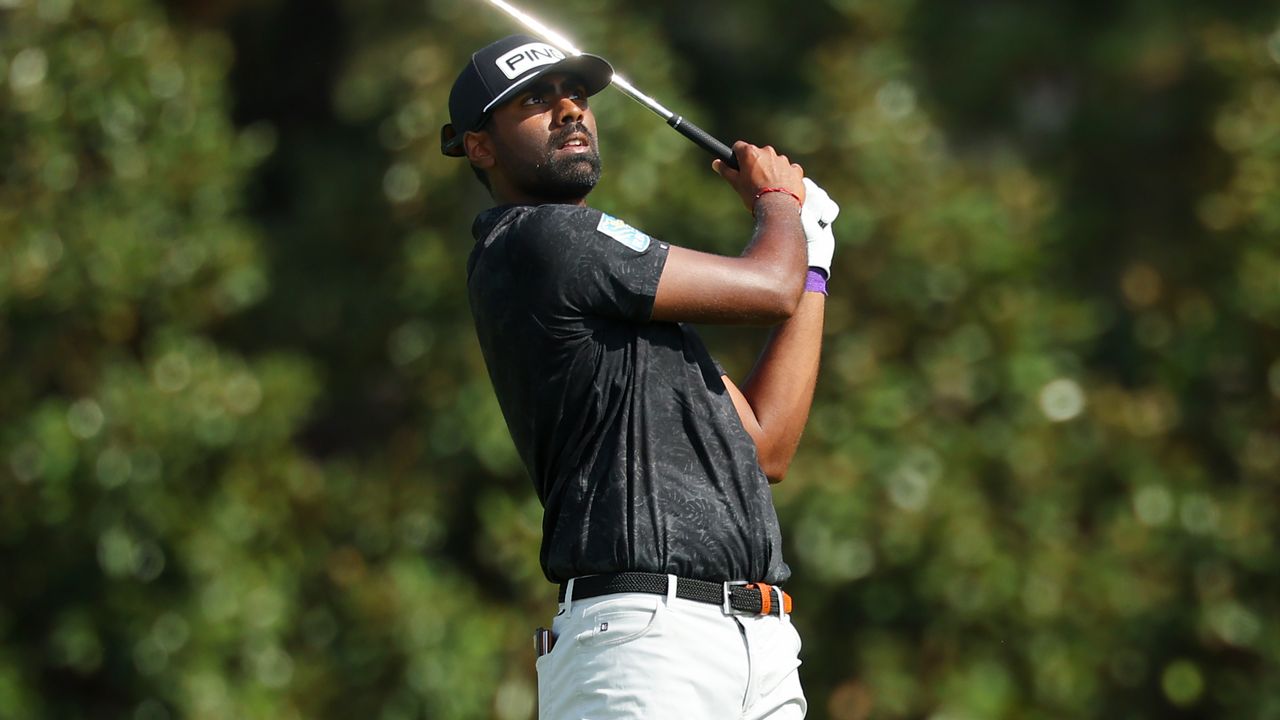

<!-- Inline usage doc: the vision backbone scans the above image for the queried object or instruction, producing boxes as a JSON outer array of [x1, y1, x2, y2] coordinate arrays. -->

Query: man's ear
[[465, 130, 496, 171]]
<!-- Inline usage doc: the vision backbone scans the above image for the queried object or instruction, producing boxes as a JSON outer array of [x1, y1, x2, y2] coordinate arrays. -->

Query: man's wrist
[[753, 188, 803, 217], [805, 268, 828, 295]]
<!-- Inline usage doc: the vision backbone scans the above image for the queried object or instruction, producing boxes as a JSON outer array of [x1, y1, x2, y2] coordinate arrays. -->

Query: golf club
[[478, 0, 740, 169]]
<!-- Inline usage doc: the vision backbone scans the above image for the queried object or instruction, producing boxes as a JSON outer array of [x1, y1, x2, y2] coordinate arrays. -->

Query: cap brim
[[480, 53, 614, 116]]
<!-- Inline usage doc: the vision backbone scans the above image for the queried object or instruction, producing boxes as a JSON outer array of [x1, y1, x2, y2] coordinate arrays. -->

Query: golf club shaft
[[481, 0, 740, 169]]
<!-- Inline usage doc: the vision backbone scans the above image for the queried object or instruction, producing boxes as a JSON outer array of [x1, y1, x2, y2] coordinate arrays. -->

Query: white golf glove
[[801, 178, 840, 277]]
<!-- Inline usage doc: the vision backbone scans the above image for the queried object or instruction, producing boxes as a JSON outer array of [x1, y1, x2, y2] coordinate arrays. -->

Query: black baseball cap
[[441, 34, 613, 157]]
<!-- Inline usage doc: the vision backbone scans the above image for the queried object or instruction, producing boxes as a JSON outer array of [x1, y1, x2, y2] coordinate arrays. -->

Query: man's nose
[[554, 95, 585, 125]]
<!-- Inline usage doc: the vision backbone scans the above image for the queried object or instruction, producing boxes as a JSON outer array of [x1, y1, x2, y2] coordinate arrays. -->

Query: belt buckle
[[722, 580, 749, 615]]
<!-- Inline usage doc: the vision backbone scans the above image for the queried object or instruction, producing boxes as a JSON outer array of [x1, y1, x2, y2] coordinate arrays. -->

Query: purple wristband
[[805, 269, 828, 295]]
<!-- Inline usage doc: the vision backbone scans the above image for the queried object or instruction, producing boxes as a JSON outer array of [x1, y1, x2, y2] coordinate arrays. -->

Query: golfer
[[441, 35, 838, 719]]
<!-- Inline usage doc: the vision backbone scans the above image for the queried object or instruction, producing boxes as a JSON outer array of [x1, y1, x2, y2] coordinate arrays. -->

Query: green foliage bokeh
[[2, 0, 1279, 718]]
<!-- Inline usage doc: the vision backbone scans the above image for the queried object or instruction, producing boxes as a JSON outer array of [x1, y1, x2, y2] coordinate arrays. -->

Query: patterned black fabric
[[467, 204, 790, 585]]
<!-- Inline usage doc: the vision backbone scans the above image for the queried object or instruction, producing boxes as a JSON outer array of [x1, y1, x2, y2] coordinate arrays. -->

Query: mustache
[[548, 122, 596, 150]]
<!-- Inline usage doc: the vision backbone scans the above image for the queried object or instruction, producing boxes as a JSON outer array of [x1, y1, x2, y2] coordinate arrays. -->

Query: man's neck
[[492, 180, 589, 208], [492, 192, 589, 208]]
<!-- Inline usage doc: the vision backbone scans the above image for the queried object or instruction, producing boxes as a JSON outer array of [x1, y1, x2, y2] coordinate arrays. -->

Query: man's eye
[[521, 89, 586, 106]]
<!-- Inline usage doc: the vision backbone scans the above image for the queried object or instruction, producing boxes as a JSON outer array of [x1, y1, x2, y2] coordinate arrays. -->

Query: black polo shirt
[[467, 203, 789, 585]]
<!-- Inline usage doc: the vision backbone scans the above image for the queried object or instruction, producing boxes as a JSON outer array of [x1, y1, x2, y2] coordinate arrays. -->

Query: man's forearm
[[651, 195, 807, 325], [736, 290, 826, 481]]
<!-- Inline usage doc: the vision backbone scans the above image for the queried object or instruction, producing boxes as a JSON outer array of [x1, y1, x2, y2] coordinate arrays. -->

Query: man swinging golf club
[[442, 34, 839, 719]]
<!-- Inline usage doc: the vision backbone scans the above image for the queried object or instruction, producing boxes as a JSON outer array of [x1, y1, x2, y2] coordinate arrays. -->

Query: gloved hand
[[800, 178, 840, 277]]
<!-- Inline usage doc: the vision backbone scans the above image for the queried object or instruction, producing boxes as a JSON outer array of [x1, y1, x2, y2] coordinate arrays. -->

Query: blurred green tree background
[[2, 0, 1279, 717]]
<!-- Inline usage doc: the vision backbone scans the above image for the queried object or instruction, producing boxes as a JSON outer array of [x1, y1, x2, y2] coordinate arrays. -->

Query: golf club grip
[[668, 116, 738, 170]]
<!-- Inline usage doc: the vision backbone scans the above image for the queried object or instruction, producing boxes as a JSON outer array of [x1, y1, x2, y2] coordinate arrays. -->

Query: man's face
[[483, 73, 601, 203]]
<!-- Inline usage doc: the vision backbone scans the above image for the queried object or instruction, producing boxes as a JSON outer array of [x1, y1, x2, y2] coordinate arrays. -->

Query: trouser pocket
[[572, 596, 664, 648]]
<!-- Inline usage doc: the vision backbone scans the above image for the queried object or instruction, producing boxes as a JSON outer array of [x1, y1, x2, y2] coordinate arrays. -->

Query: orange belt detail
[[746, 582, 793, 615]]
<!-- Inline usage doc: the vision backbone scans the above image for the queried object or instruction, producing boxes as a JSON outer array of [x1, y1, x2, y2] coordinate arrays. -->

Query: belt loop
[[774, 586, 787, 620], [665, 573, 678, 606], [564, 578, 576, 613]]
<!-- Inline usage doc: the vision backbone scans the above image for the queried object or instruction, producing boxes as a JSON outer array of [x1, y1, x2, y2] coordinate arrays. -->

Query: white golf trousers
[[536, 577, 806, 719]]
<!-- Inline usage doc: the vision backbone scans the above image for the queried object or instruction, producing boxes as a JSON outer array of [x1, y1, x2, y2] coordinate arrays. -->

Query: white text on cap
[[496, 43, 567, 81]]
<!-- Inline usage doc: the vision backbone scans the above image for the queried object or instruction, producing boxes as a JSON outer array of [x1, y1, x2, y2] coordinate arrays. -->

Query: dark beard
[[532, 147, 601, 202], [499, 123, 601, 203]]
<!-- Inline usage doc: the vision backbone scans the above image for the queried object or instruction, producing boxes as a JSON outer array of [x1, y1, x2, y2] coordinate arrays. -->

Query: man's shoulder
[[517, 203, 602, 236], [472, 203, 601, 243], [525, 205, 656, 255]]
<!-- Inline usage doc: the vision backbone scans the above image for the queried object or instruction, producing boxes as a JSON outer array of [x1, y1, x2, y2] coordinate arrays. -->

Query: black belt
[[558, 572, 794, 617]]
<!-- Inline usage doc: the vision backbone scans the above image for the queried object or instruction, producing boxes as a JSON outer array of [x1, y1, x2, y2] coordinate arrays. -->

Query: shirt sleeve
[[517, 206, 670, 322]]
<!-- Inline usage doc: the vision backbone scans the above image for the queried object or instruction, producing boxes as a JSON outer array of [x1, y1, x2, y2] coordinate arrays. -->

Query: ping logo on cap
[[495, 42, 566, 80]]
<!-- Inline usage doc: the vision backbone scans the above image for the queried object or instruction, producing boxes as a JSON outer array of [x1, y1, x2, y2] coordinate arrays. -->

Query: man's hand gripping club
[[712, 141, 807, 213], [800, 178, 839, 279]]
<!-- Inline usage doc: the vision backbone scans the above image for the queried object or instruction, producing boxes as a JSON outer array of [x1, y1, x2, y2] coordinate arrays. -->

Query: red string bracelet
[[753, 187, 802, 211]]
